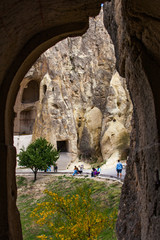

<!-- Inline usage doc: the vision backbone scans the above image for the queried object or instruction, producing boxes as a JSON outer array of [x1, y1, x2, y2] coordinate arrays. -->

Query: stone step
[[56, 152, 73, 170]]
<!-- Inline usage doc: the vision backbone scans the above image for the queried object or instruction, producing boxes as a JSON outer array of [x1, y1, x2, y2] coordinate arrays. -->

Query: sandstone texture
[[19, 10, 133, 165]]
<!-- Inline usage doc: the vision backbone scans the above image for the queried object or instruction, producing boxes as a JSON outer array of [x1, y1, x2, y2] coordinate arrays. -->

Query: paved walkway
[[16, 167, 125, 182]]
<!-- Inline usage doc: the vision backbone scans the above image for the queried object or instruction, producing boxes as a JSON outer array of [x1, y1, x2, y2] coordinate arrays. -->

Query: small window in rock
[[52, 87, 54, 92], [117, 101, 121, 107], [52, 104, 58, 109], [43, 85, 47, 94], [78, 122, 81, 127]]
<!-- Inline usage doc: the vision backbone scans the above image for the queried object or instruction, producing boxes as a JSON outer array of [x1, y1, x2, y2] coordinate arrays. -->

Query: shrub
[[31, 185, 116, 240], [16, 176, 27, 188]]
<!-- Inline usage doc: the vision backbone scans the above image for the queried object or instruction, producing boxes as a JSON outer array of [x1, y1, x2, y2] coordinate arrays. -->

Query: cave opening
[[20, 108, 36, 135], [22, 80, 39, 103], [57, 140, 68, 152]]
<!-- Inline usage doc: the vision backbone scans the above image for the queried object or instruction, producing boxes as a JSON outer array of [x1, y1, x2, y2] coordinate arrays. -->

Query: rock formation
[[14, 9, 132, 166]]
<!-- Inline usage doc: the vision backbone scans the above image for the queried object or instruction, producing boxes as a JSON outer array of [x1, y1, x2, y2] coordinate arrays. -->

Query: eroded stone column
[[0, 144, 22, 240], [104, 0, 160, 239]]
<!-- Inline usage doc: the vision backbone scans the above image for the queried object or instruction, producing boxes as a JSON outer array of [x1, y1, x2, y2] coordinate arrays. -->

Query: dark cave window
[[20, 108, 36, 134], [43, 85, 47, 94], [22, 80, 39, 103], [57, 140, 68, 152]]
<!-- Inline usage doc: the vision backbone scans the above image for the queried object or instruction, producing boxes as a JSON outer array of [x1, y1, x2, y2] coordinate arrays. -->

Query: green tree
[[18, 138, 59, 181]]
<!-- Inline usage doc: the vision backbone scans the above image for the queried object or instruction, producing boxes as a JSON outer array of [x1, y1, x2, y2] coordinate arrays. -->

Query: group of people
[[46, 164, 58, 172], [91, 166, 101, 177], [72, 160, 124, 178], [72, 165, 84, 176]]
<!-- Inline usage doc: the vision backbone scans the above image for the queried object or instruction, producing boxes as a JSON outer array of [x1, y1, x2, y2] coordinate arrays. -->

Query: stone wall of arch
[[0, 1, 102, 239], [104, 1, 160, 239]]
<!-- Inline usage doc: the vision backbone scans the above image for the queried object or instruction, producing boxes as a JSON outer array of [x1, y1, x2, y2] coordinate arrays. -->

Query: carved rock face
[[25, 10, 132, 162]]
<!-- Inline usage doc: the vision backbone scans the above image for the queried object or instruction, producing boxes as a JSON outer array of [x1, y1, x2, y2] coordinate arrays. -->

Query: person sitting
[[54, 164, 58, 172], [79, 164, 84, 173], [78, 165, 83, 174], [73, 166, 79, 176], [91, 168, 100, 177], [97, 166, 101, 175], [47, 166, 51, 172]]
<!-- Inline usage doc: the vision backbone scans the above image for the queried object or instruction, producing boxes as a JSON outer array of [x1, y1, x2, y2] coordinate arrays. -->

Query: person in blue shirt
[[116, 160, 123, 178], [97, 166, 101, 175], [73, 166, 79, 176]]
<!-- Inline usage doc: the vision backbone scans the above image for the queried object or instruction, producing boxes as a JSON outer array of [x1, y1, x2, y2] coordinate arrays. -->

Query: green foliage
[[31, 183, 118, 240], [18, 138, 59, 181], [17, 176, 28, 188], [117, 131, 130, 160], [17, 176, 121, 240], [31, 185, 110, 240]]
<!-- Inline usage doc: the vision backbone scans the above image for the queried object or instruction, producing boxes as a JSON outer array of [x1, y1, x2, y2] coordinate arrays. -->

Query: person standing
[[116, 160, 123, 178], [54, 164, 58, 172], [73, 166, 79, 176]]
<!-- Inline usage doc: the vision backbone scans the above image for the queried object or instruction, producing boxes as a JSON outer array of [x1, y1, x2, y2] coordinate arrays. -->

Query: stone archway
[[21, 80, 39, 104], [0, 2, 102, 239], [0, 1, 160, 239], [19, 108, 36, 135], [14, 78, 39, 136]]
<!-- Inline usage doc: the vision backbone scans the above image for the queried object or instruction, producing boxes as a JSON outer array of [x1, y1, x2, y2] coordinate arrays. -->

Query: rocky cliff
[[18, 9, 132, 165]]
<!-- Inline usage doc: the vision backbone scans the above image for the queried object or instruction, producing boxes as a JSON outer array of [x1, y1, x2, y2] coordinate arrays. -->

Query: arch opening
[[57, 140, 68, 152], [43, 85, 47, 95], [20, 108, 36, 135], [22, 80, 39, 103], [14, 7, 133, 239]]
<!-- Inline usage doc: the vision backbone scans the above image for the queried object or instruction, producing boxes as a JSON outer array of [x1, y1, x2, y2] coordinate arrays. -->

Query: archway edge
[[4, 21, 90, 145], [0, 1, 103, 239]]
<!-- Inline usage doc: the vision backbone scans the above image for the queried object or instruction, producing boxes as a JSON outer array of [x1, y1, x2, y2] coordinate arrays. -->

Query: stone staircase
[[56, 152, 74, 170]]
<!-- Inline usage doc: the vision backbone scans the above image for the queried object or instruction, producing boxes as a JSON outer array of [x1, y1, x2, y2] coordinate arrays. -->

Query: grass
[[17, 176, 28, 188], [16, 175, 121, 240]]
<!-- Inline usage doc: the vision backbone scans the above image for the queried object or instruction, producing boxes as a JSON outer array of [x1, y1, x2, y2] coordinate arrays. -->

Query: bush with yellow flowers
[[31, 185, 117, 240]]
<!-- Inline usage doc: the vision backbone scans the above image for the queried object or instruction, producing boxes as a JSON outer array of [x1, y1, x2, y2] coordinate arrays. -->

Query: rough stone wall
[[101, 71, 132, 167], [0, 1, 103, 239], [104, 1, 160, 239], [30, 9, 132, 162]]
